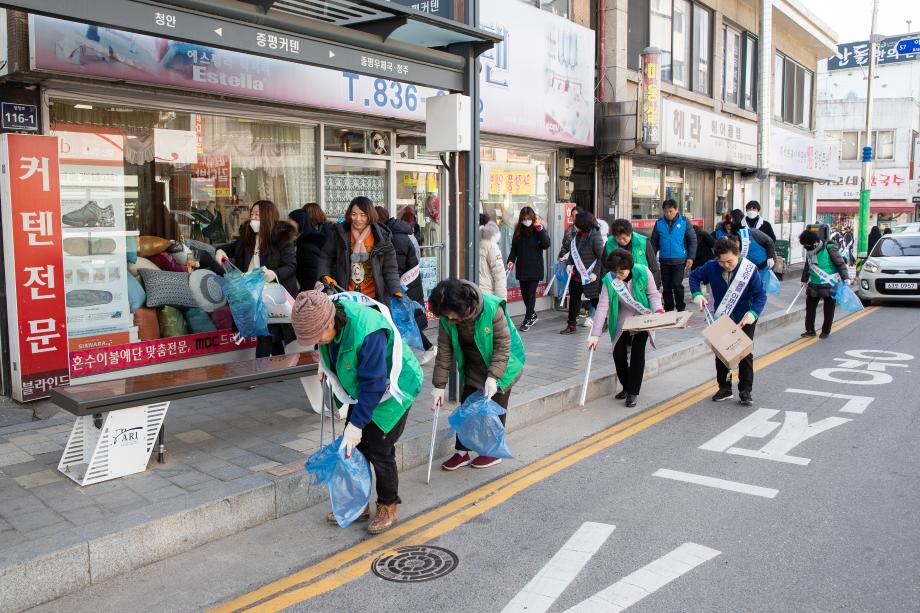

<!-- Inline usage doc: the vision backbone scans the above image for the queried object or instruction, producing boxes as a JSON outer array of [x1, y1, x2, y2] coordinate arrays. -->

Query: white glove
[[693, 295, 708, 311], [431, 387, 445, 411], [215, 249, 229, 264], [767, 258, 775, 270], [261, 267, 278, 283], [586, 335, 600, 351], [845, 278, 853, 286], [506, 261, 515, 272], [483, 377, 498, 399], [342, 423, 362, 457], [740, 312, 756, 327]]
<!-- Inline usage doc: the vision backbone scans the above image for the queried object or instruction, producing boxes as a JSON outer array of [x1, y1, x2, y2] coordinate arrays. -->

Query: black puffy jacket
[[508, 226, 551, 282], [385, 218, 424, 303]]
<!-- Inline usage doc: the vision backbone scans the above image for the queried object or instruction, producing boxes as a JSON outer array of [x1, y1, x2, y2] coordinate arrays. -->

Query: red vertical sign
[[1, 134, 70, 401]]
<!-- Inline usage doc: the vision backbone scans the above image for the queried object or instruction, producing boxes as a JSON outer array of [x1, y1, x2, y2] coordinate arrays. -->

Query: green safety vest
[[602, 265, 650, 342], [440, 293, 525, 391], [319, 300, 422, 433], [605, 232, 649, 268], [808, 246, 837, 285]]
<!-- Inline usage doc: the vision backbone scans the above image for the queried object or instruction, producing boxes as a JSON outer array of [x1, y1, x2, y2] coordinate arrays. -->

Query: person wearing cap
[[742, 201, 776, 243], [291, 287, 422, 534]]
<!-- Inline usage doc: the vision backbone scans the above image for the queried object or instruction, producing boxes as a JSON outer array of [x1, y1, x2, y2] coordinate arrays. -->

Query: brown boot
[[327, 504, 370, 524], [367, 502, 398, 534], [559, 324, 577, 335]]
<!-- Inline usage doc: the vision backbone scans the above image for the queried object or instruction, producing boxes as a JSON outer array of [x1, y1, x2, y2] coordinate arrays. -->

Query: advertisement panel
[[0, 134, 70, 401], [816, 168, 911, 201], [659, 99, 757, 167], [770, 127, 839, 181]]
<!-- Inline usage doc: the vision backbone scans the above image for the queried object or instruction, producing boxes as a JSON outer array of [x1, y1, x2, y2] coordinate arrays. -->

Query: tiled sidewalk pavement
[[0, 267, 807, 555]]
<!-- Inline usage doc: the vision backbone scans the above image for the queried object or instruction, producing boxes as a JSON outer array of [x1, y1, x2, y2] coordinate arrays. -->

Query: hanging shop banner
[[639, 48, 662, 149], [0, 134, 70, 401], [828, 36, 920, 71], [771, 127, 839, 181], [659, 99, 757, 167], [816, 168, 911, 201], [488, 169, 536, 196]]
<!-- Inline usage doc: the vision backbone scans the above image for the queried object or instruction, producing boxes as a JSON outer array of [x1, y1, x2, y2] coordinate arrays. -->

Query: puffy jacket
[[384, 218, 423, 303], [508, 226, 551, 282], [224, 221, 299, 297], [317, 222, 401, 307], [293, 220, 333, 291], [651, 215, 697, 264], [479, 222, 507, 300], [737, 227, 776, 269], [801, 242, 848, 298], [566, 228, 604, 300]]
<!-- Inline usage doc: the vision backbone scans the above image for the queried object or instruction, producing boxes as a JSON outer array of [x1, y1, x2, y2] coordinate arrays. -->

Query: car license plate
[[885, 282, 918, 290]]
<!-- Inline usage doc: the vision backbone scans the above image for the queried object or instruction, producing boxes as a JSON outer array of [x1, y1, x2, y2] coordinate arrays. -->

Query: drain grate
[[371, 545, 459, 583]]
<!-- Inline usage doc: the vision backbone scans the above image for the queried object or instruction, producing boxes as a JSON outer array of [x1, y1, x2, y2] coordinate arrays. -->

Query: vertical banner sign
[[640, 47, 662, 149], [1, 134, 70, 401]]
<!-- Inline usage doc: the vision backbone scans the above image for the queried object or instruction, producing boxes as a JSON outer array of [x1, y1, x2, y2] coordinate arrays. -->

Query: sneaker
[[712, 388, 734, 402], [62, 201, 115, 227], [625, 394, 638, 408], [801, 331, 816, 338], [471, 455, 502, 469], [419, 346, 438, 365], [529, 314, 539, 326], [441, 452, 471, 471], [819, 332, 830, 339], [582, 317, 593, 328], [738, 391, 753, 406], [615, 390, 627, 400], [519, 319, 533, 332], [559, 324, 577, 335]]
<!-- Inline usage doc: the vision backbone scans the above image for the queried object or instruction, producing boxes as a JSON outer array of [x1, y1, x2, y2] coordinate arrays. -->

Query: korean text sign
[[1, 134, 70, 401]]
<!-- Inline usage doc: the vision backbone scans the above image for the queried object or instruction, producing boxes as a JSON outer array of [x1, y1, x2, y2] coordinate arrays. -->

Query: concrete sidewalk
[[0, 266, 810, 611]]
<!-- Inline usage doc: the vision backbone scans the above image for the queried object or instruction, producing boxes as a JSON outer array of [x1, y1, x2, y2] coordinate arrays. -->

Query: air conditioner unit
[[426, 94, 471, 152], [560, 156, 575, 177], [558, 179, 574, 201]]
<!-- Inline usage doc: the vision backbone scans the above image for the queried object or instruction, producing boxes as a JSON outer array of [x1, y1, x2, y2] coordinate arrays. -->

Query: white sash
[[400, 265, 420, 287], [806, 249, 841, 287], [749, 216, 764, 230], [611, 278, 651, 315], [738, 228, 751, 259], [570, 235, 597, 285], [326, 291, 407, 406], [715, 257, 758, 318]]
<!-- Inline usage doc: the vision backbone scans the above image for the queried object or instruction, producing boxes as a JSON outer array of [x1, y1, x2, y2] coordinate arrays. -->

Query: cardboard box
[[702, 315, 753, 369], [623, 310, 678, 331]]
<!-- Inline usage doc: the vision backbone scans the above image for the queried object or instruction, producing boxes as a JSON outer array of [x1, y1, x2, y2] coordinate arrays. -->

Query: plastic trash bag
[[833, 281, 864, 313], [447, 389, 512, 459], [218, 262, 269, 338], [263, 283, 295, 324], [554, 261, 569, 298], [305, 437, 373, 528], [390, 292, 426, 350], [760, 268, 782, 295]]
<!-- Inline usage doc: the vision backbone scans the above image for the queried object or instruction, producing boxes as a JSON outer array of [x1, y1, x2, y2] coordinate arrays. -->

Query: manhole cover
[[371, 545, 459, 583]]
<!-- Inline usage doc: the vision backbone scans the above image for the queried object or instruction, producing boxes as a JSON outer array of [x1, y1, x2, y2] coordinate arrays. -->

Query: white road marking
[[844, 349, 914, 361], [502, 522, 616, 613], [563, 543, 721, 612], [653, 468, 779, 498], [785, 388, 875, 414]]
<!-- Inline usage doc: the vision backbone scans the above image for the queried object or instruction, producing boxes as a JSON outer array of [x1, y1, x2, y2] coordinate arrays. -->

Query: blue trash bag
[[760, 268, 782, 295], [218, 262, 269, 338], [390, 292, 426, 350], [447, 389, 512, 459], [305, 436, 373, 528], [833, 281, 864, 313], [554, 261, 569, 298]]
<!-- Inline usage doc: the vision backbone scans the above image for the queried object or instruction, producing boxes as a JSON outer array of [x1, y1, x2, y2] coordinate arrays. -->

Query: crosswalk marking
[[563, 543, 721, 612], [501, 522, 616, 613], [653, 468, 779, 498]]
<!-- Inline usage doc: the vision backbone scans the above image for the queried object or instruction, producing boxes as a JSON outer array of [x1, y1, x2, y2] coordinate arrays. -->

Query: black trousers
[[456, 384, 510, 452], [805, 295, 837, 335], [613, 331, 649, 395], [660, 263, 687, 312], [716, 322, 756, 393], [355, 409, 409, 505], [255, 336, 284, 358], [567, 280, 599, 325], [519, 280, 539, 319]]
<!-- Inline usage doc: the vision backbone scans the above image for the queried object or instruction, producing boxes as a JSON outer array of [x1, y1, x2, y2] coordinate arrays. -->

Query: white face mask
[[522, 219, 533, 227], [745, 210, 758, 220], [250, 220, 261, 233]]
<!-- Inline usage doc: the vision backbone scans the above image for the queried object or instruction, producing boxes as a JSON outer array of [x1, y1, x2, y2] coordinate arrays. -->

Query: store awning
[[1, 0, 500, 91], [817, 200, 915, 214]]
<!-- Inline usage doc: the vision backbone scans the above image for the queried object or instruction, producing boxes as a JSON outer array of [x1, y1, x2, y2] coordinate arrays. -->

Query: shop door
[[395, 165, 444, 301]]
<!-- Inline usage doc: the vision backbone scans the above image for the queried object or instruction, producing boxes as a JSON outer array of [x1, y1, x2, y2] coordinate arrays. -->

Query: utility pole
[[858, 0, 880, 259]]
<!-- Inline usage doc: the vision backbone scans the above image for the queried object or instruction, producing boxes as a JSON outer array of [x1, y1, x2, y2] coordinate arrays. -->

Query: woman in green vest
[[799, 229, 849, 339], [429, 279, 525, 471], [290, 288, 422, 534], [607, 219, 662, 287]]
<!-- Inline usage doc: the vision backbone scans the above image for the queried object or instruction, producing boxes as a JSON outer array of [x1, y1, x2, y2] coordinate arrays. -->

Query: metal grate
[[270, 0, 393, 26], [371, 545, 459, 582]]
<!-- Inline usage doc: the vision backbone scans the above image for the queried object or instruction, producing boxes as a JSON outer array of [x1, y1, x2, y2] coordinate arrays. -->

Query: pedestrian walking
[[689, 237, 767, 406], [429, 279, 524, 470], [731, 209, 776, 271], [867, 226, 882, 255], [650, 199, 697, 312], [216, 199, 298, 357], [586, 248, 664, 408], [479, 214, 508, 301], [288, 202, 333, 291], [317, 197, 402, 307], [692, 223, 715, 270], [561, 211, 604, 335], [557, 206, 584, 261], [799, 230, 849, 339], [742, 201, 776, 242], [606, 218, 661, 286], [507, 206, 550, 331], [290, 288, 422, 533]]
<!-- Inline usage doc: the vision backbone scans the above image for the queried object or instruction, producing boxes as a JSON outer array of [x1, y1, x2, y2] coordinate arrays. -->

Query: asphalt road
[[281, 305, 920, 612]]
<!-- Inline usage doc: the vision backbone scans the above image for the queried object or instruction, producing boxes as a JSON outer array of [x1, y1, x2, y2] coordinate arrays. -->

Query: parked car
[[856, 232, 920, 305], [891, 222, 920, 234]]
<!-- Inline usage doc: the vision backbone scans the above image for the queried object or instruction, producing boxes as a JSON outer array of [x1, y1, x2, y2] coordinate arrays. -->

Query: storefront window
[[715, 170, 733, 222], [773, 180, 807, 225], [682, 167, 713, 223], [631, 165, 663, 221], [323, 157, 388, 219], [396, 167, 443, 300]]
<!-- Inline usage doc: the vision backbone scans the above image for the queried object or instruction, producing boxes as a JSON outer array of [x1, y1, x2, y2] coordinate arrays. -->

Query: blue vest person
[[730, 209, 776, 270], [650, 199, 698, 312]]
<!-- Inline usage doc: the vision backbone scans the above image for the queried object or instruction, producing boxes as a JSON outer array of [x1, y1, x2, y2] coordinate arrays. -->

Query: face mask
[[746, 210, 758, 220], [250, 220, 260, 233], [522, 220, 533, 227]]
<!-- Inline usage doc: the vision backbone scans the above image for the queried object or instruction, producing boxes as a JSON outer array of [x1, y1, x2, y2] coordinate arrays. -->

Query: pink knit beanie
[[291, 287, 336, 346]]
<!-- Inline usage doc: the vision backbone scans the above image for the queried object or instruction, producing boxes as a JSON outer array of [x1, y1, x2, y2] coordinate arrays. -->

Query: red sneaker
[[441, 452, 471, 471], [471, 455, 502, 469]]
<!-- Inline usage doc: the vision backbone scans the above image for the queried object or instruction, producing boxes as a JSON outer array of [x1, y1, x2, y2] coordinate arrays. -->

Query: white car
[[856, 232, 920, 305], [891, 222, 920, 234]]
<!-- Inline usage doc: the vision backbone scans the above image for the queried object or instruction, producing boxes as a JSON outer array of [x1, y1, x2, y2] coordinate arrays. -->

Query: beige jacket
[[478, 222, 507, 300]]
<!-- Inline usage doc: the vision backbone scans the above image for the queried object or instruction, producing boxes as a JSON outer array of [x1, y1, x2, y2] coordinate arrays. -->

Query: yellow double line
[[214, 307, 877, 612]]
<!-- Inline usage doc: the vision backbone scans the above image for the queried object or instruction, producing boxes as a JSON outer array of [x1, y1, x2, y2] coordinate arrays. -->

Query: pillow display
[[149, 251, 186, 273], [158, 306, 189, 338], [189, 268, 227, 312], [172, 244, 191, 267], [138, 269, 196, 308], [128, 256, 160, 281], [134, 307, 160, 341], [127, 273, 146, 311], [138, 235, 171, 258], [126, 235, 138, 264], [209, 304, 234, 330], [185, 307, 217, 333]]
